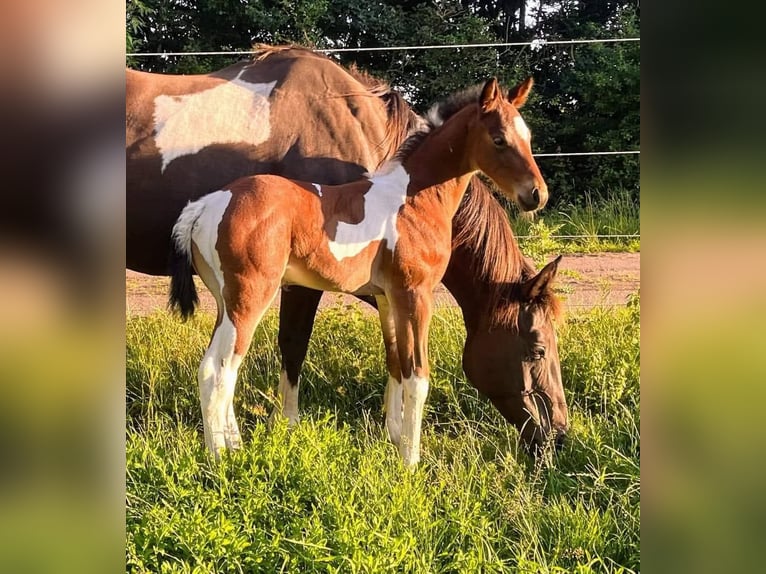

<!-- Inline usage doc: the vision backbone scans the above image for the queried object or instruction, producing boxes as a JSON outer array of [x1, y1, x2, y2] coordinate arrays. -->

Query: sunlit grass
[[508, 190, 640, 264], [127, 301, 639, 572]]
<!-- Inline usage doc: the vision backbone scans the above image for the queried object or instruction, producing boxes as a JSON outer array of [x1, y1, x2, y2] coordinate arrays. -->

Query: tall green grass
[[127, 299, 639, 573], [508, 191, 640, 264]]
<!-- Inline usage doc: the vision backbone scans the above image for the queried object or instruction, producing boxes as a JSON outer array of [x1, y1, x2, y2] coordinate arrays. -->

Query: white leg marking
[[184, 190, 246, 455], [327, 162, 409, 260], [399, 375, 429, 467], [225, 400, 242, 450], [384, 375, 403, 445], [198, 311, 241, 457], [273, 370, 300, 426], [153, 79, 277, 172]]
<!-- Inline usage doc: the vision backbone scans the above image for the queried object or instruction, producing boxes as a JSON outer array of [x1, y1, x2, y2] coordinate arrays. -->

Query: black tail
[[168, 240, 199, 320]]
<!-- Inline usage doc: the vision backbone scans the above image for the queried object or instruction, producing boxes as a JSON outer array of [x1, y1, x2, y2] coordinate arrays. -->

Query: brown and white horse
[[129, 45, 567, 458], [169, 78, 566, 465], [127, 46, 420, 275]]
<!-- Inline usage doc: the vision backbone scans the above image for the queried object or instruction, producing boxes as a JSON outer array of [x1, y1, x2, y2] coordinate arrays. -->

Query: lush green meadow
[[127, 296, 639, 573]]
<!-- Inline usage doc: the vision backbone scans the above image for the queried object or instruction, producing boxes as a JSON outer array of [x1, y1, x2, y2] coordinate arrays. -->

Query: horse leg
[[192, 240, 284, 456], [375, 295, 403, 446], [197, 307, 241, 456], [389, 287, 433, 467], [188, 243, 240, 452], [270, 286, 324, 426], [225, 400, 242, 450]]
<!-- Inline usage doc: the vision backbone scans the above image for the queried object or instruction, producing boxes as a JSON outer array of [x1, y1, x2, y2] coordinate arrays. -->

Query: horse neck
[[441, 186, 532, 335], [442, 249, 504, 335], [400, 106, 479, 219]]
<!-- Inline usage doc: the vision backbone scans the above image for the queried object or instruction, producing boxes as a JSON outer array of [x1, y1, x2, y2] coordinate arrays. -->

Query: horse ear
[[523, 255, 562, 301], [479, 77, 502, 113], [508, 77, 534, 108]]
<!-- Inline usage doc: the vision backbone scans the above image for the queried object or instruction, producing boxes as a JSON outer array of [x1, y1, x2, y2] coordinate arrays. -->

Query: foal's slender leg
[[197, 307, 241, 455], [202, 277, 282, 457], [190, 243, 244, 451], [271, 286, 323, 426], [389, 288, 433, 467], [375, 295, 403, 445], [193, 237, 285, 456]]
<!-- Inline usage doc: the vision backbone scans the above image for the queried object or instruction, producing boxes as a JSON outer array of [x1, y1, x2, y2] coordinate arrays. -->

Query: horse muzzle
[[518, 184, 548, 211]]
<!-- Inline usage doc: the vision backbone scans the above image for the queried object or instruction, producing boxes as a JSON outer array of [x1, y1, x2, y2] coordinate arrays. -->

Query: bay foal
[[170, 78, 549, 466]]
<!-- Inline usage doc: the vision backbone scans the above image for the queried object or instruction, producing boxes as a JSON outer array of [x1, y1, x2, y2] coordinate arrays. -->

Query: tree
[[528, 1, 640, 203]]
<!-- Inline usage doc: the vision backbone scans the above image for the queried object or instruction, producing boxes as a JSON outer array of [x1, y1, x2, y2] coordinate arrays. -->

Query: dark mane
[[452, 178, 561, 328], [394, 84, 485, 163], [253, 44, 420, 163], [426, 84, 487, 127], [453, 177, 530, 284]]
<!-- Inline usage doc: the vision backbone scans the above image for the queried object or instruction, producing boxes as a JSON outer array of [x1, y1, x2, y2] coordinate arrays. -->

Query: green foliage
[[515, 218, 564, 267], [507, 190, 640, 265], [127, 301, 640, 572], [526, 2, 640, 204], [125, 0, 154, 60]]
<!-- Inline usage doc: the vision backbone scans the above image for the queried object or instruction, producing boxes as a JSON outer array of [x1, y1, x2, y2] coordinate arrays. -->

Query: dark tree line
[[127, 1, 639, 206]]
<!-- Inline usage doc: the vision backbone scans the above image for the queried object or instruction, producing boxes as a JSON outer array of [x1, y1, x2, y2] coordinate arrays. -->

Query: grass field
[[509, 191, 640, 264], [127, 296, 640, 573]]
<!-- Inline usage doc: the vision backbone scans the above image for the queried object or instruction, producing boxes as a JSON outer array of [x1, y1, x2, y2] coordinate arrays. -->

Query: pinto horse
[[128, 45, 567, 457], [169, 78, 566, 465], [127, 46, 419, 275]]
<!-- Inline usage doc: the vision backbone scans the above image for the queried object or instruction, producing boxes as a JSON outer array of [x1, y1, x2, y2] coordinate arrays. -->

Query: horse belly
[[282, 255, 383, 296]]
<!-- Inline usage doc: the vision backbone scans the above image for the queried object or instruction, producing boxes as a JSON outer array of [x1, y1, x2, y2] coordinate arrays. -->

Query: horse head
[[471, 77, 548, 212], [461, 256, 568, 457]]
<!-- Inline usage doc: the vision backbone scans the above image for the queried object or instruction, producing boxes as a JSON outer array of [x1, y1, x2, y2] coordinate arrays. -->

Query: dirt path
[[126, 252, 639, 316]]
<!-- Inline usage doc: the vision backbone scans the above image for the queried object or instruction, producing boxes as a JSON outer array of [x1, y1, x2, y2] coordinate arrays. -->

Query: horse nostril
[[531, 187, 540, 205]]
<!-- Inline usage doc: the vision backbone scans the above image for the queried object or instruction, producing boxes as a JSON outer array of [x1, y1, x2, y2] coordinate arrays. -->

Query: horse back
[[126, 49, 399, 275]]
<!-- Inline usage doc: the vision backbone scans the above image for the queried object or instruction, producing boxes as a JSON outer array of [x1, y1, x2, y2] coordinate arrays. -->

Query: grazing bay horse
[[169, 78, 566, 465]]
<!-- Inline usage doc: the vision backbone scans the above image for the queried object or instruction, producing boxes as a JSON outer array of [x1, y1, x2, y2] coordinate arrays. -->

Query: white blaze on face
[[152, 72, 277, 172], [513, 115, 531, 143], [327, 162, 409, 260]]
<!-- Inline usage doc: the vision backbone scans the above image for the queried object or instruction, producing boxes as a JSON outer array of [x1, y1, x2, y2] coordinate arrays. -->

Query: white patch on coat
[[328, 162, 409, 260], [513, 115, 531, 142], [313, 183, 322, 197], [187, 190, 232, 292], [153, 72, 277, 172], [399, 375, 429, 467]]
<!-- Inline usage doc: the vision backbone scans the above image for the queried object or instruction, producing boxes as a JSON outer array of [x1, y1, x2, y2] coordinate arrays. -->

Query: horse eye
[[533, 347, 546, 360], [492, 136, 507, 147]]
